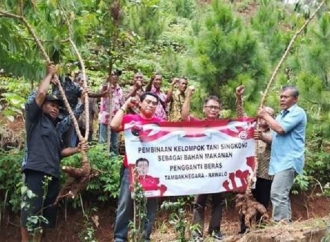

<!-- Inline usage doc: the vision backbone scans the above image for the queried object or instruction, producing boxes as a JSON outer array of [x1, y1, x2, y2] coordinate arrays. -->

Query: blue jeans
[[98, 123, 119, 155], [114, 168, 158, 242], [271, 168, 296, 222]]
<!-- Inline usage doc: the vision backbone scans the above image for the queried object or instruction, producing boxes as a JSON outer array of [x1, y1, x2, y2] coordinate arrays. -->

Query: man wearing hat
[[20, 65, 88, 242]]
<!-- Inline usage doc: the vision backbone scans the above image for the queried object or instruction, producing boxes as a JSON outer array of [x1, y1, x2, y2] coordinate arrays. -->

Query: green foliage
[[79, 207, 98, 242], [173, 0, 196, 19], [0, 76, 31, 122], [161, 197, 194, 241], [0, 92, 26, 122], [292, 127, 330, 194], [0, 149, 24, 213], [25, 176, 52, 235], [127, 0, 165, 42], [292, 171, 311, 194], [304, 129, 330, 185], [187, 0, 269, 110], [129, 168, 147, 242], [61, 144, 122, 202], [250, 0, 292, 64]]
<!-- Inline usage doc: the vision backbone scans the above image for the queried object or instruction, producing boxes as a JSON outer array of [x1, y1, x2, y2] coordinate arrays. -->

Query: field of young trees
[[0, 0, 329, 241]]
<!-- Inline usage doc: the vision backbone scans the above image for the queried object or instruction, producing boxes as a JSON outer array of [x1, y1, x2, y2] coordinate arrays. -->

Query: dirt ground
[[0, 190, 329, 242]]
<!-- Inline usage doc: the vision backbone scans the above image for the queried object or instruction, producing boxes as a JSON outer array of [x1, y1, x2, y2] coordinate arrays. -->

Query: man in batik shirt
[[167, 77, 188, 121], [236, 85, 274, 233]]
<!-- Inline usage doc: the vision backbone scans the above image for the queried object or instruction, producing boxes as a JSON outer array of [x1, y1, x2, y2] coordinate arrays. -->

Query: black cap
[[44, 94, 64, 106]]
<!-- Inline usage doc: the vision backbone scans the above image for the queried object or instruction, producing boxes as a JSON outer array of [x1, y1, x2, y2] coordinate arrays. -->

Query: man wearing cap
[[20, 65, 88, 242]]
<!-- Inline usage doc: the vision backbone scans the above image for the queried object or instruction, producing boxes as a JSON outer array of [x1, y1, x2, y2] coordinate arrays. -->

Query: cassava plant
[[78, 198, 98, 242], [161, 197, 193, 242], [61, 144, 123, 203], [54, 3, 98, 203], [129, 168, 148, 242], [0, 5, 97, 203], [235, 0, 327, 229]]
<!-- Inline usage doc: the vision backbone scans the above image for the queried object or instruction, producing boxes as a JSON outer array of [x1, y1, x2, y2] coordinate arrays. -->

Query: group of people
[[20, 64, 307, 242]]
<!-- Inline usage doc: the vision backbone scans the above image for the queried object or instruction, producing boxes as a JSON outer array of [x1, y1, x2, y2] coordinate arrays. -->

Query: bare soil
[[0, 190, 329, 242]]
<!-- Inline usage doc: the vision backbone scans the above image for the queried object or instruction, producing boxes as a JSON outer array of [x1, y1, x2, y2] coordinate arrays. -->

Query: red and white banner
[[124, 118, 256, 197]]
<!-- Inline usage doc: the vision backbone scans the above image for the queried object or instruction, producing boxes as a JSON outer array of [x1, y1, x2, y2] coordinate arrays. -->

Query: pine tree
[[187, 0, 269, 110]]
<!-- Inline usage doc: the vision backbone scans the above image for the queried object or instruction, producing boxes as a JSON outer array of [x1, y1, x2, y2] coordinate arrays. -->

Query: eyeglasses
[[205, 105, 220, 110], [144, 99, 158, 106]]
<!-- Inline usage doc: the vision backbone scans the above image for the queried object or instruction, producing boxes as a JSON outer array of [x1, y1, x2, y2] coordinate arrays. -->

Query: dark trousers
[[252, 177, 272, 221], [192, 193, 223, 235], [240, 177, 272, 231]]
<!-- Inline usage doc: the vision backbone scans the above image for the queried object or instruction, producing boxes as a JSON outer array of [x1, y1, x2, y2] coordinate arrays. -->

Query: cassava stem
[[246, 0, 327, 196], [0, 9, 84, 144], [260, 0, 326, 106], [69, 38, 90, 142], [58, 4, 90, 142], [0, 8, 93, 202]]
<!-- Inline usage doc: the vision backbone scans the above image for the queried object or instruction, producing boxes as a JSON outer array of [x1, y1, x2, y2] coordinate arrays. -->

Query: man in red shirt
[[134, 158, 167, 196], [181, 87, 224, 241], [110, 92, 162, 242]]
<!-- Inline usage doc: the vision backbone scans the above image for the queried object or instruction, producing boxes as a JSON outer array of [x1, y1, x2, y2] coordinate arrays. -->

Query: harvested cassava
[[235, 193, 268, 228], [55, 159, 99, 204]]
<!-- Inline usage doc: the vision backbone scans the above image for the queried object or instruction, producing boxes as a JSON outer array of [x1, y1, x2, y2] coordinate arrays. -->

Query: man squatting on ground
[[110, 92, 164, 242], [21, 65, 88, 242]]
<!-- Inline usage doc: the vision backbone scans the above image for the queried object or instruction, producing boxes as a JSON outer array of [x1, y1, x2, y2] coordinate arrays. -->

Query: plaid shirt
[[99, 84, 125, 125]]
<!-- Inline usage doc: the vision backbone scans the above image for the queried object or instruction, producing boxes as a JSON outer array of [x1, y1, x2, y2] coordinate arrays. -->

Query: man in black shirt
[[21, 65, 88, 242]]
